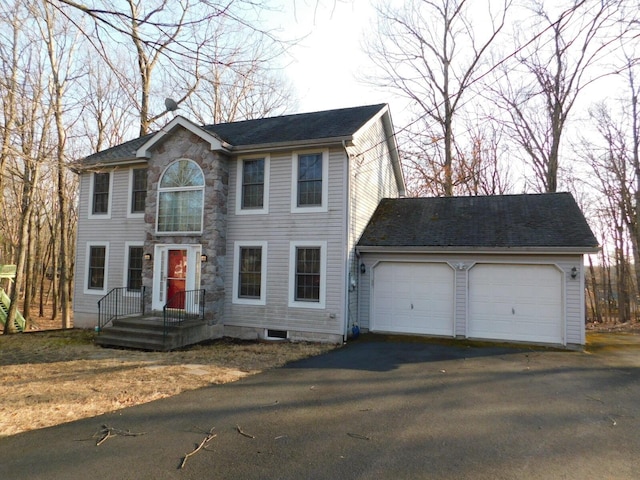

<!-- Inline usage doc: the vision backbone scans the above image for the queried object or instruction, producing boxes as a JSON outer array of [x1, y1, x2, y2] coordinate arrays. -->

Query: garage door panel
[[372, 262, 454, 336], [469, 264, 563, 344]]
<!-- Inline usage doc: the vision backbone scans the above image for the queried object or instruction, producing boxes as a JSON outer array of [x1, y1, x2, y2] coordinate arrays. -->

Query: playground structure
[[0, 265, 25, 332]]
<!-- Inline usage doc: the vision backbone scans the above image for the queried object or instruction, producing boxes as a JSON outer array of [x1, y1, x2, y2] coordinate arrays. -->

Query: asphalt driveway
[[1, 335, 639, 480]]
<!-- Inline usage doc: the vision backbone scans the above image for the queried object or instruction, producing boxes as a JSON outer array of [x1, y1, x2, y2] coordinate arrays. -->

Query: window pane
[[239, 247, 262, 298], [157, 190, 203, 232], [160, 160, 204, 188], [157, 160, 204, 233], [131, 168, 147, 213], [297, 154, 322, 206], [88, 246, 106, 289], [127, 246, 143, 291], [242, 159, 264, 209], [295, 247, 320, 301], [92, 173, 110, 214]]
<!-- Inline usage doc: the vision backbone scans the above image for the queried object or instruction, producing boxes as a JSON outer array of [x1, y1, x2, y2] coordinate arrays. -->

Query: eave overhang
[[229, 136, 355, 154], [70, 157, 147, 174], [356, 245, 601, 255], [351, 105, 406, 196], [136, 115, 231, 158]]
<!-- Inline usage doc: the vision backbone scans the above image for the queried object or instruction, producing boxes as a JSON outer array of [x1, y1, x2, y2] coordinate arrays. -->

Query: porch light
[[143, 253, 152, 261], [360, 262, 366, 274], [570, 266, 578, 279], [201, 254, 208, 262]]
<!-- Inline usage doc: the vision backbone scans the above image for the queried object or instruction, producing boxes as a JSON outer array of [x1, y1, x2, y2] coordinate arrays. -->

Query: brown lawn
[[0, 329, 338, 438]]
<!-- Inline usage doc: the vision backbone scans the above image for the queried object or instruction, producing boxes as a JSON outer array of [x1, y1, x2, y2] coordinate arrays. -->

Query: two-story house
[[73, 104, 405, 348], [74, 103, 598, 350]]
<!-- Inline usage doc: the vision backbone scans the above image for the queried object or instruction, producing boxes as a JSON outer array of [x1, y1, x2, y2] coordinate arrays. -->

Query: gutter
[[77, 137, 357, 171], [356, 245, 601, 255], [73, 157, 147, 173], [229, 136, 355, 154]]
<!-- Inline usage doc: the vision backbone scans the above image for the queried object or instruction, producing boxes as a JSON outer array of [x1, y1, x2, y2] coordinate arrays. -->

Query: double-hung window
[[157, 159, 204, 234], [85, 242, 109, 294], [236, 156, 269, 214], [291, 151, 328, 213], [126, 245, 144, 292], [232, 241, 267, 305], [91, 172, 111, 217], [289, 241, 326, 308], [130, 168, 147, 215]]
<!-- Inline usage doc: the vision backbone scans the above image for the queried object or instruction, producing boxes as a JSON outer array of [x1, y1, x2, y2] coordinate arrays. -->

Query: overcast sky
[[269, 1, 397, 113]]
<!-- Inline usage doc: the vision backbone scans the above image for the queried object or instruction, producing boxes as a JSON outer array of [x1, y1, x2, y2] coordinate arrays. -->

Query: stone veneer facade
[[142, 128, 229, 324]]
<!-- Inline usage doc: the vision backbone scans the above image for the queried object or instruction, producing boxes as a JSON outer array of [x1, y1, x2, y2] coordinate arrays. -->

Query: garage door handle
[[411, 303, 414, 310]]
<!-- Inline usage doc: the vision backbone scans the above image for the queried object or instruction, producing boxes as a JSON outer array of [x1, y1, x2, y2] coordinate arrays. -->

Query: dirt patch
[[0, 330, 338, 438]]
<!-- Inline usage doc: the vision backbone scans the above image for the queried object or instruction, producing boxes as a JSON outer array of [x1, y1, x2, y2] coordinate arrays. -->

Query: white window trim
[[127, 168, 146, 219], [232, 241, 268, 306], [88, 171, 113, 219], [288, 240, 327, 309], [84, 241, 109, 295], [155, 159, 205, 235], [235, 155, 270, 215], [151, 244, 202, 311], [291, 149, 329, 213], [123, 241, 144, 296]]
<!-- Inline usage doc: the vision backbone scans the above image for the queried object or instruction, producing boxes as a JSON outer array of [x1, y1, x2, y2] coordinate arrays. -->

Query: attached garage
[[372, 262, 454, 336], [356, 193, 599, 347], [468, 264, 563, 344]]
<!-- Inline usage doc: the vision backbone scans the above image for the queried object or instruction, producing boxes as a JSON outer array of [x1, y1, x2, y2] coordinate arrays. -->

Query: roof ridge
[[202, 103, 387, 129]]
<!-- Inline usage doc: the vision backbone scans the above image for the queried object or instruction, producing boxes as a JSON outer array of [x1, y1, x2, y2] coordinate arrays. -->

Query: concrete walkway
[[1, 335, 639, 479]]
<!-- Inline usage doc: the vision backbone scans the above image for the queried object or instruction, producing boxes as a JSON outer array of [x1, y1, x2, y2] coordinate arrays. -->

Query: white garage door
[[372, 262, 454, 336], [468, 264, 563, 344]]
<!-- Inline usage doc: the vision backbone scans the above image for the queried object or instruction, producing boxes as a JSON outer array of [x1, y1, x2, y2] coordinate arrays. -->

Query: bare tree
[[47, 0, 290, 135], [182, 19, 296, 124], [495, 0, 634, 193], [365, 0, 511, 196], [581, 97, 637, 322]]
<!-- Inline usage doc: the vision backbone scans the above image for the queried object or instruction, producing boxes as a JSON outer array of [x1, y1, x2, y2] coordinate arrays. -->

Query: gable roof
[[81, 104, 389, 167], [357, 193, 599, 253], [203, 103, 388, 147]]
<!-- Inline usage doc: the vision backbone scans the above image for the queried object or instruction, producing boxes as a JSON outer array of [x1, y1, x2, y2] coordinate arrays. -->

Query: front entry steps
[[95, 316, 220, 351]]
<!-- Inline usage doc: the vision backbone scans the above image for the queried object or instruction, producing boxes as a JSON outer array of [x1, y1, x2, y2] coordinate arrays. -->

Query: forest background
[[1, 0, 639, 333]]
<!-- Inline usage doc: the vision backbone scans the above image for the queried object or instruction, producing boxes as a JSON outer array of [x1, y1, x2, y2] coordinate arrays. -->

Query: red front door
[[166, 249, 187, 309]]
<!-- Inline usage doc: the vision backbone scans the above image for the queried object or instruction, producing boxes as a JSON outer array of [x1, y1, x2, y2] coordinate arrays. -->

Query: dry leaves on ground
[[0, 330, 337, 438]]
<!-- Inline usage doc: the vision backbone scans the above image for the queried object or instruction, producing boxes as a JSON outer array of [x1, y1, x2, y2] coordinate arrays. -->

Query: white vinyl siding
[[73, 168, 146, 318], [225, 148, 346, 336], [347, 116, 402, 332]]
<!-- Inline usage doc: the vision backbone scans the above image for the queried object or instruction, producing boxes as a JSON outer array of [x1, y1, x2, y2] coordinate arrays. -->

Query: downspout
[[342, 139, 352, 343]]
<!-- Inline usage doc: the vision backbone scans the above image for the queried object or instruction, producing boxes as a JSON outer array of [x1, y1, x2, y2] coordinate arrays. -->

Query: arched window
[[157, 159, 204, 233]]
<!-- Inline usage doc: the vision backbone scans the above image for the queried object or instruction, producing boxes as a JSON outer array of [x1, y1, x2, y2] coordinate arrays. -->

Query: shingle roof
[[357, 193, 599, 250], [82, 104, 387, 166], [203, 103, 386, 146]]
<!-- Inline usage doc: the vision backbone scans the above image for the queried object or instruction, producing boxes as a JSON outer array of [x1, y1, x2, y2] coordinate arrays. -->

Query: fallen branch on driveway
[[94, 424, 146, 446], [236, 425, 255, 439], [180, 427, 217, 469]]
